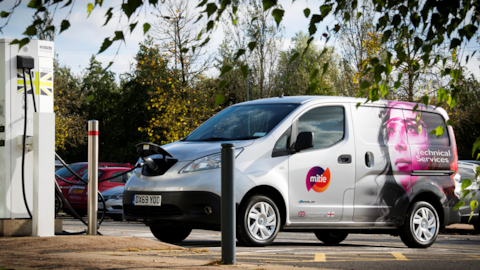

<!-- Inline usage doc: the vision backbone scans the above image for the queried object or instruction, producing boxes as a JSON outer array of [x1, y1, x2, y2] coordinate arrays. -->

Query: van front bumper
[[123, 190, 221, 229]]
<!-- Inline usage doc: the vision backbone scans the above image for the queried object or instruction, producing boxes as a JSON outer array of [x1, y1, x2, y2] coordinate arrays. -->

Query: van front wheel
[[400, 201, 439, 248], [314, 230, 348, 245], [237, 195, 280, 247], [149, 225, 192, 243]]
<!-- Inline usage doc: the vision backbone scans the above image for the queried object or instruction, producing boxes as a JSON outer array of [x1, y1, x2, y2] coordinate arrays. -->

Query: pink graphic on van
[[306, 166, 331, 192]]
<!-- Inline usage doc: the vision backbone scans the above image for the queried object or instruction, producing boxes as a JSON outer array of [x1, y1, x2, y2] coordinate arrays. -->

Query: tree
[[53, 59, 87, 152], [150, 0, 213, 85], [220, 0, 285, 100], [275, 31, 345, 97]]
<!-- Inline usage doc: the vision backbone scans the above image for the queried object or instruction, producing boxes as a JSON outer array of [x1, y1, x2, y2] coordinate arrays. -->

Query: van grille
[[124, 204, 183, 217]]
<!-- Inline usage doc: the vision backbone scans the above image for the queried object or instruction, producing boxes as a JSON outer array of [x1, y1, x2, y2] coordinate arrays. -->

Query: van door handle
[[338, 155, 352, 164]]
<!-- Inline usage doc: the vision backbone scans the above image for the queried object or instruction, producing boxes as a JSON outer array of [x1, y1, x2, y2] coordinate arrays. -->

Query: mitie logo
[[306, 166, 331, 192]]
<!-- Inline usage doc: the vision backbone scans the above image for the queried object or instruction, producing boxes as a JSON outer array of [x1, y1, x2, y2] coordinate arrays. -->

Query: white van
[[123, 96, 460, 248]]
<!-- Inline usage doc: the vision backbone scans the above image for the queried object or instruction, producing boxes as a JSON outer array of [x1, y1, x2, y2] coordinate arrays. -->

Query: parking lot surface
[[57, 218, 480, 269]]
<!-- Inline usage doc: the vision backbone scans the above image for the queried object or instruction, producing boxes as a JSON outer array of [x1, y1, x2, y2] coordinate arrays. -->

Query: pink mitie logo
[[306, 166, 331, 193]]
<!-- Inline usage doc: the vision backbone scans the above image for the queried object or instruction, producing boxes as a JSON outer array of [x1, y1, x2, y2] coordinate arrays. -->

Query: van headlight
[[180, 148, 243, 173]]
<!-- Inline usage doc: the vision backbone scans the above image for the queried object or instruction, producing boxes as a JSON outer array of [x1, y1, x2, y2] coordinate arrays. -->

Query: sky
[[1, 0, 479, 81]]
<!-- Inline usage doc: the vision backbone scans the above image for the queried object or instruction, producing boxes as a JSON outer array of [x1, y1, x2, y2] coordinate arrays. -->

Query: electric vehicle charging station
[[0, 39, 55, 236]]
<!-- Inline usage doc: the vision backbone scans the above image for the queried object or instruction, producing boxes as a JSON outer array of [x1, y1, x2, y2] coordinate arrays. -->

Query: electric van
[[123, 96, 460, 248]]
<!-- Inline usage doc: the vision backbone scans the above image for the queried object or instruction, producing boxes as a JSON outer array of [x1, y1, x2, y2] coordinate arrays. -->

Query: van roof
[[234, 95, 446, 116]]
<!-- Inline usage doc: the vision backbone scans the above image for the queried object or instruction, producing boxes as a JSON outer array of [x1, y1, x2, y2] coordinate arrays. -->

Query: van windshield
[[185, 104, 298, 141]]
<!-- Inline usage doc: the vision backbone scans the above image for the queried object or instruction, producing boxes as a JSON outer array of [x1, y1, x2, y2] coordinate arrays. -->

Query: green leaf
[[462, 190, 471, 199], [450, 38, 461, 50], [360, 80, 370, 90], [470, 200, 478, 211], [356, 11, 362, 19], [87, 3, 94, 18], [310, 68, 319, 80], [1, 11, 11, 18], [181, 48, 188, 53], [356, 102, 361, 108], [11, 38, 30, 50], [422, 95, 429, 107], [220, 65, 233, 76], [234, 49, 246, 61], [392, 14, 400, 27], [143, 23, 151, 34], [473, 137, 480, 158], [197, 0, 208, 7], [429, 125, 444, 138], [195, 14, 204, 24], [394, 81, 401, 90], [370, 58, 379, 66], [206, 21, 214, 32], [450, 69, 460, 81], [461, 179, 472, 191], [113, 31, 125, 42], [379, 83, 388, 97], [219, 80, 228, 91], [454, 201, 464, 211], [23, 24, 37, 36], [445, 119, 454, 126], [241, 65, 249, 79], [272, 9, 284, 28], [263, 0, 277, 11], [214, 94, 225, 107], [98, 37, 113, 53], [248, 42, 257, 51], [121, 0, 142, 19], [60, 20, 70, 34], [103, 7, 113, 26], [304, 8, 310, 18], [288, 52, 300, 65], [344, 11, 350, 22], [129, 22, 138, 33], [206, 3, 217, 18], [86, 94, 95, 103], [369, 87, 380, 102], [321, 62, 329, 75]]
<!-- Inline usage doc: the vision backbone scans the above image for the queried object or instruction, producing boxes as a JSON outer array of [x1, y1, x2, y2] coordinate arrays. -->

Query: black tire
[[149, 225, 192, 243], [237, 195, 281, 247], [400, 201, 440, 248], [111, 215, 123, 222], [474, 217, 480, 234], [54, 193, 63, 217], [314, 230, 348, 245]]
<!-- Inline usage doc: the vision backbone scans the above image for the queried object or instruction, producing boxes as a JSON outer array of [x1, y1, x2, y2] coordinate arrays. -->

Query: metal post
[[87, 120, 99, 235], [221, 143, 235, 265], [246, 72, 249, 102]]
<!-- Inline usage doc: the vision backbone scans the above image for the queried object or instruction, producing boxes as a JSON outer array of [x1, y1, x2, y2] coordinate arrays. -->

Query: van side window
[[272, 127, 291, 157], [298, 106, 345, 150], [413, 112, 450, 146]]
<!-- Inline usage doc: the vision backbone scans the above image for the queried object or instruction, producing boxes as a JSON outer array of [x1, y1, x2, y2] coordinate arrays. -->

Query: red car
[[64, 167, 134, 217], [56, 162, 134, 198]]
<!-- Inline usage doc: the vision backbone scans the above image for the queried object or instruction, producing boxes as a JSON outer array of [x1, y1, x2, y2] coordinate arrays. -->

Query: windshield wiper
[[199, 137, 232, 141], [198, 136, 259, 141]]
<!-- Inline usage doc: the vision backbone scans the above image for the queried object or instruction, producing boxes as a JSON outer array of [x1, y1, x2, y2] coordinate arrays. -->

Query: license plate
[[132, 195, 161, 206], [72, 189, 84, 193]]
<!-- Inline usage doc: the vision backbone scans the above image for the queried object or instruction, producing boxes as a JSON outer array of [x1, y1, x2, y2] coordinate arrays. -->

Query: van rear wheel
[[400, 201, 439, 248], [149, 225, 192, 243], [237, 195, 280, 247], [314, 230, 348, 245]]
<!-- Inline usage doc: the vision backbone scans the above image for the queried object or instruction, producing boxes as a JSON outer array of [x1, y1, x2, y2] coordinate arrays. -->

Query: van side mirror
[[294, 132, 314, 152]]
